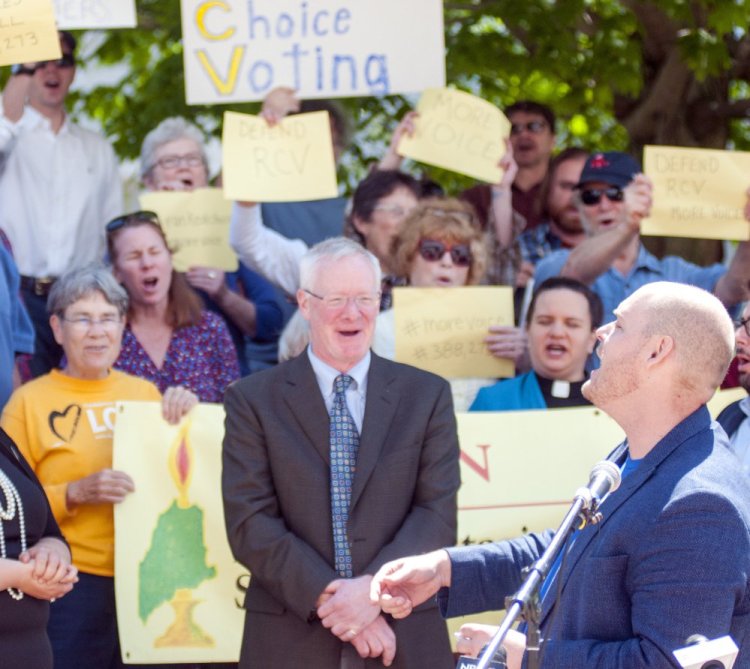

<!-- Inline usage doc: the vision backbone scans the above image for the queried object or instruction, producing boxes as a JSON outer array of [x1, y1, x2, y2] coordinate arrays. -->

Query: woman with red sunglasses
[[371, 198, 491, 409]]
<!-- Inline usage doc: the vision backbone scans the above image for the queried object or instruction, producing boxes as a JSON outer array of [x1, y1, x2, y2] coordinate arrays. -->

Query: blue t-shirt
[[261, 198, 347, 247]]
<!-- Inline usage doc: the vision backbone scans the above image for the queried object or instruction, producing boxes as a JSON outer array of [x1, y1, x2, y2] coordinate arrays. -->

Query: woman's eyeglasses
[[105, 211, 161, 234], [417, 239, 472, 267]]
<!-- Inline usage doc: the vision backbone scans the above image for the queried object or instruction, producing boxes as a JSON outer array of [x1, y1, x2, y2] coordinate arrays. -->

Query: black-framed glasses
[[105, 210, 161, 234], [735, 316, 750, 336], [510, 120, 548, 136], [417, 239, 472, 267], [580, 186, 625, 206], [303, 289, 381, 311]]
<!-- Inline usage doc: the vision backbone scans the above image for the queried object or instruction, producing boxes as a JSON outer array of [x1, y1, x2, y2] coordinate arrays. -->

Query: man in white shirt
[[0, 31, 122, 376]]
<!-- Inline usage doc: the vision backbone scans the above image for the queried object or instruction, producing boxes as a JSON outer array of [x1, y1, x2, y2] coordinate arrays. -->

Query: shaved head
[[629, 282, 734, 401]]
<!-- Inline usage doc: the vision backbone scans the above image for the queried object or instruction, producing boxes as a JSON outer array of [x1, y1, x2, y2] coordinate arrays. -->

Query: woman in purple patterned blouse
[[106, 211, 240, 402]]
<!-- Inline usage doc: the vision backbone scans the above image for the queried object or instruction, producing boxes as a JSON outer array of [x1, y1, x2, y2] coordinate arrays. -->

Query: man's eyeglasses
[[154, 153, 205, 170], [303, 289, 381, 311], [60, 315, 122, 332], [417, 239, 473, 267], [735, 316, 750, 336], [580, 186, 625, 206], [13, 53, 75, 75], [510, 120, 548, 136], [106, 210, 161, 234]]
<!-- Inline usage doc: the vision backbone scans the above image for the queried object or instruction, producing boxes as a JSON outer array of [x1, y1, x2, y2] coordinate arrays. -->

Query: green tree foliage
[[51, 0, 750, 194]]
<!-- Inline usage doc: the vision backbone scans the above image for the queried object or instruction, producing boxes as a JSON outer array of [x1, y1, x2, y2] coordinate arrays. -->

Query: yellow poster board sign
[[139, 189, 238, 272], [393, 286, 514, 379], [113, 402, 245, 664], [222, 110, 338, 202], [398, 88, 509, 183], [0, 0, 61, 66], [643, 145, 750, 241]]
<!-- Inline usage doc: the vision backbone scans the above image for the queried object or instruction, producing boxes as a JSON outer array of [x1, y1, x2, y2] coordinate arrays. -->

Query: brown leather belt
[[20, 275, 56, 297]]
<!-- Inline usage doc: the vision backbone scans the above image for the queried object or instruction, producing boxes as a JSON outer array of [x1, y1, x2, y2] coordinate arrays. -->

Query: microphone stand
[[475, 446, 626, 669]]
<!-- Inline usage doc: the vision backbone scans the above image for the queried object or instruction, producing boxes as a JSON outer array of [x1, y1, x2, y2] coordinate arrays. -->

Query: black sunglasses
[[105, 210, 161, 234], [417, 239, 472, 267], [580, 186, 625, 206], [15, 53, 76, 75]]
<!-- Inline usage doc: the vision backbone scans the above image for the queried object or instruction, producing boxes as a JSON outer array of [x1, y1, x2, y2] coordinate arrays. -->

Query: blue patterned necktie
[[329, 374, 359, 578]]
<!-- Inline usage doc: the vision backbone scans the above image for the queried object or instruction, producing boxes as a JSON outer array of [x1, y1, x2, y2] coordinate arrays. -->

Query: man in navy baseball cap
[[534, 149, 750, 322]]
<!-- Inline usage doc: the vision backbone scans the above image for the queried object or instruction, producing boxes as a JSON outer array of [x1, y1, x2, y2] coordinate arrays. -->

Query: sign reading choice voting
[[643, 145, 750, 241], [398, 88, 510, 183], [394, 286, 514, 379], [54, 0, 137, 29], [222, 110, 338, 202], [0, 0, 60, 66], [114, 402, 244, 664], [180, 0, 445, 105], [139, 189, 238, 272]]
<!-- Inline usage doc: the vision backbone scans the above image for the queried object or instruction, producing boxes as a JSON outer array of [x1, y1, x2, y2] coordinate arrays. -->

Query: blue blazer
[[439, 405, 750, 668]]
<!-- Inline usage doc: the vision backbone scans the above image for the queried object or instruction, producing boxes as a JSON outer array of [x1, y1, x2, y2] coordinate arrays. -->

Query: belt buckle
[[34, 278, 53, 296]]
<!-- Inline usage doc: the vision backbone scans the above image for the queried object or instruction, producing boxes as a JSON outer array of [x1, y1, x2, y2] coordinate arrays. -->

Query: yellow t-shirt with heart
[[0, 369, 161, 577]]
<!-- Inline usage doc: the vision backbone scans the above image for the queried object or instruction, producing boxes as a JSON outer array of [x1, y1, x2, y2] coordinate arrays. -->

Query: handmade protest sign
[[398, 88, 510, 182], [0, 0, 60, 66], [222, 110, 338, 202], [114, 402, 244, 664], [393, 286, 514, 379], [643, 145, 750, 241], [54, 0, 137, 29], [180, 0, 445, 104], [139, 189, 237, 272]]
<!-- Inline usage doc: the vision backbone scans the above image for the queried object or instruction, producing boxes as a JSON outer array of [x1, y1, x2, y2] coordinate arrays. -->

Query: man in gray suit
[[222, 237, 459, 668], [371, 281, 750, 668]]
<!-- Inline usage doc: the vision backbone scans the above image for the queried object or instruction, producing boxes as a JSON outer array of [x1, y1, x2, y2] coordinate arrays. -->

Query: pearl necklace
[[0, 466, 26, 600]]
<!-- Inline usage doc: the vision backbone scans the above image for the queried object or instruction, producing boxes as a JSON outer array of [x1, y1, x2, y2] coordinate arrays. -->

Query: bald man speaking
[[371, 282, 750, 669]]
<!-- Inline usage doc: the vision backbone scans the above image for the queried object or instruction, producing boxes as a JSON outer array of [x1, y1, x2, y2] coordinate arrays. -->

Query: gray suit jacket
[[222, 351, 460, 668]]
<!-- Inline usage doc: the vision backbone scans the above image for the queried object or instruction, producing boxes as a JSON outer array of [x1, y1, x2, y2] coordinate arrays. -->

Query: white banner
[[54, 0, 137, 29], [180, 0, 445, 105]]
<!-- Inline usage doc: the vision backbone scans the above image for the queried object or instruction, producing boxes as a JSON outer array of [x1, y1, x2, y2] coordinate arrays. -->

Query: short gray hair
[[140, 116, 209, 180], [299, 237, 381, 292], [48, 265, 129, 317]]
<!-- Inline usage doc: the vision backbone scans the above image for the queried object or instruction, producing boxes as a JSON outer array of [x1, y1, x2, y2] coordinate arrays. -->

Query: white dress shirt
[[307, 346, 369, 433], [0, 106, 122, 277]]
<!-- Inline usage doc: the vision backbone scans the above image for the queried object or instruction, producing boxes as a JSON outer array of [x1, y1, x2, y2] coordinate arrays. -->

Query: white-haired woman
[[1, 266, 197, 669], [140, 116, 287, 374]]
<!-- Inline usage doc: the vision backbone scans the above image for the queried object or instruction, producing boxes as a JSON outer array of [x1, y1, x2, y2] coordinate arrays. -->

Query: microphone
[[573, 460, 621, 522]]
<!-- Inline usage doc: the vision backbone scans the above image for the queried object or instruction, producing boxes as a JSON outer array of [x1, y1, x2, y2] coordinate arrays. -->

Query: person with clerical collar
[[470, 277, 601, 411], [222, 237, 460, 669]]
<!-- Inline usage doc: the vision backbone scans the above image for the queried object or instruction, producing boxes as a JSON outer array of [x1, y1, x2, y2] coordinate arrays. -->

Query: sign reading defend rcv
[[180, 0, 446, 105]]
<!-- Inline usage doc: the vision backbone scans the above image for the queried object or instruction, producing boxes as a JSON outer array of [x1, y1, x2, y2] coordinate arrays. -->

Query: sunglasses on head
[[417, 239, 472, 267], [105, 210, 161, 234], [580, 186, 625, 206]]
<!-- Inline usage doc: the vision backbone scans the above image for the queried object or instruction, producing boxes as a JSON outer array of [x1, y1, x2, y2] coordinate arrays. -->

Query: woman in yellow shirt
[[1, 266, 196, 669]]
